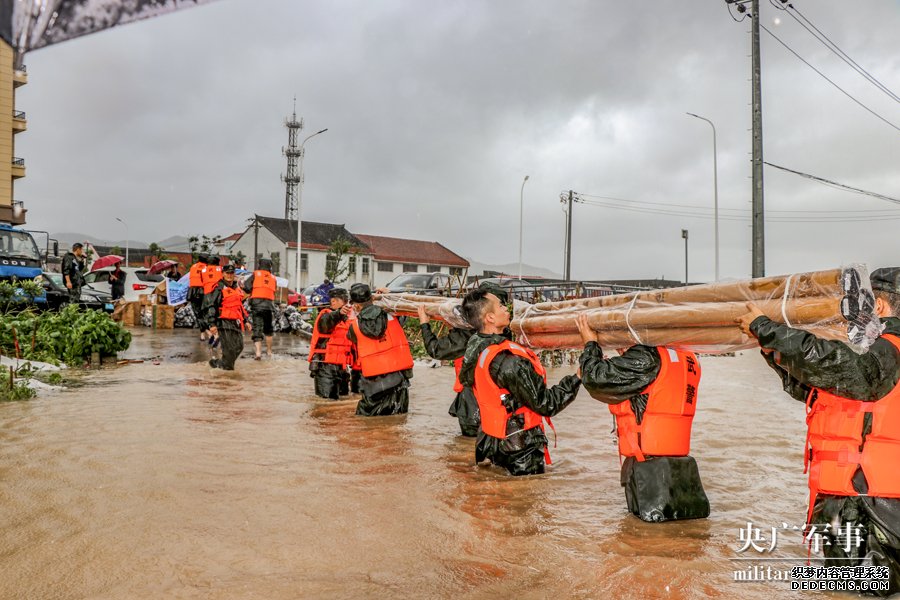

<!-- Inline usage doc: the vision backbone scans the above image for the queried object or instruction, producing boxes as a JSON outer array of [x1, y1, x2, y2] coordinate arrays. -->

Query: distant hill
[[465, 259, 562, 279], [53, 232, 150, 250]]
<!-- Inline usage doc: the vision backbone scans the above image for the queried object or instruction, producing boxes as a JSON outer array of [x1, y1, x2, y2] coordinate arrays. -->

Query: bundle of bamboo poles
[[511, 266, 875, 352], [374, 293, 470, 329], [373, 267, 878, 354]]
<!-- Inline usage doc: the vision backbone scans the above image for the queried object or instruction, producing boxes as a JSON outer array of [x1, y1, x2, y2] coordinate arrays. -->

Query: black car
[[384, 272, 461, 296], [40, 272, 115, 313]]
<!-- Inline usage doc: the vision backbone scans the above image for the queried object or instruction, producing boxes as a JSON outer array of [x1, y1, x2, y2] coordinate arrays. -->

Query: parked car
[[466, 277, 537, 302], [39, 272, 115, 313], [83, 267, 164, 303], [384, 272, 460, 296]]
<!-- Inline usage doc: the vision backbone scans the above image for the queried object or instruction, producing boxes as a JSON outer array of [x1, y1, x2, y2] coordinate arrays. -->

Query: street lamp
[[686, 112, 719, 281], [294, 128, 328, 291], [518, 175, 530, 280], [682, 229, 689, 285], [115, 217, 129, 266]]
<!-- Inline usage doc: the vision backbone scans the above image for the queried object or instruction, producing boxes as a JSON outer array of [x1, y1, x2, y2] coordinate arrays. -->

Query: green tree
[[324, 237, 357, 284], [148, 242, 169, 261], [110, 245, 123, 256], [228, 251, 247, 269], [189, 235, 216, 263]]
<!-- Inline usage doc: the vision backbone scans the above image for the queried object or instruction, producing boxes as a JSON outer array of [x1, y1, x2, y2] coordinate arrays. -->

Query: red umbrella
[[90, 255, 124, 272], [148, 259, 178, 275]]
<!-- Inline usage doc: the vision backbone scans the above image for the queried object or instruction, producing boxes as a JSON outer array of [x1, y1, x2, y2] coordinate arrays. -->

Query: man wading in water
[[575, 314, 710, 522], [206, 264, 250, 371], [459, 289, 581, 476], [737, 267, 900, 596]]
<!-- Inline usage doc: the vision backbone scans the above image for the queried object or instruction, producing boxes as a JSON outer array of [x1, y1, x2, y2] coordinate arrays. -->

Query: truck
[[0, 223, 47, 306]]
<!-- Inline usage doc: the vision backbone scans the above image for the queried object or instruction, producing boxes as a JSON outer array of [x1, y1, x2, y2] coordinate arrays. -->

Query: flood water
[[0, 328, 852, 599]]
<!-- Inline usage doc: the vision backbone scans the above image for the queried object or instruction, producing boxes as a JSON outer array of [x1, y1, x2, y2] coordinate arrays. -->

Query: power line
[[576, 192, 900, 215], [769, 0, 900, 103], [764, 162, 900, 204], [759, 23, 900, 132], [576, 198, 900, 223]]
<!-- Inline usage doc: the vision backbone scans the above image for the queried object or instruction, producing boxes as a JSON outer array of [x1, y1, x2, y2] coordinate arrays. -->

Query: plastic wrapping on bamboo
[[374, 293, 470, 329], [511, 265, 883, 354]]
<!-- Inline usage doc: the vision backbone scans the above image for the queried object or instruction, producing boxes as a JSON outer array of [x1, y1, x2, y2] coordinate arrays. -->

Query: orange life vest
[[325, 320, 354, 366], [453, 357, 464, 393], [218, 285, 246, 326], [608, 346, 700, 462], [202, 266, 223, 294], [804, 334, 900, 518], [473, 340, 555, 463], [189, 262, 206, 288], [308, 309, 334, 363], [349, 314, 414, 378], [251, 270, 276, 300]]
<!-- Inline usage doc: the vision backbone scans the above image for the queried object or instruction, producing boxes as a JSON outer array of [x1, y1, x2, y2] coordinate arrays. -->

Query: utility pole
[[565, 190, 574, 281], [682, 229, 689, 285], [750, 0, 765, 277], [725, 0, 765, 277], [252, 215, 259, 271]]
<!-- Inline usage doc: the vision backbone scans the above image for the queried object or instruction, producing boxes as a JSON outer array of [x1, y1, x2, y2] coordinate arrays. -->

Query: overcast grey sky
[[16, 0, 900, 281]]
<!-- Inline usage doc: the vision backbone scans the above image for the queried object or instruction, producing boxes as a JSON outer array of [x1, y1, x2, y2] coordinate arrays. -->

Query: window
[[325, 255, 338, 274], [449, 267, 463, 276], [348, 256, 357, 274], [426, 265, 441, 273], [402, 263, 418, 273], [301, 253, 308, 272], [362, 258, 370, 275], [377, 261, 393, 272]]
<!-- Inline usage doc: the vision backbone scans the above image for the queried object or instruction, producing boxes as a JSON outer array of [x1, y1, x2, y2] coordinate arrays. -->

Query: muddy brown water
[[0, 329, 850, 598]]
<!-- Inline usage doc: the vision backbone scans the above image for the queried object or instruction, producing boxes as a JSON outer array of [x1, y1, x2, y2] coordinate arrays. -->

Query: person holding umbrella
[[109, 260, 126, 301]]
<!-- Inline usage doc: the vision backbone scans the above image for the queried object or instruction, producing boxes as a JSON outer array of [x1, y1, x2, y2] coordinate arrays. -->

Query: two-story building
[[353, 234, 469, 288], [228, 216, 470, 292], [229, 216, 371, 291]]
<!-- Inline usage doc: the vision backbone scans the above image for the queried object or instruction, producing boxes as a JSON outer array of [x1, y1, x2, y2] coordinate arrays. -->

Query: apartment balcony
[[11, 157, 25, 178], [12, 110, 26, 133], [13, 65, 27, 87], [0, 201, 26, 225]]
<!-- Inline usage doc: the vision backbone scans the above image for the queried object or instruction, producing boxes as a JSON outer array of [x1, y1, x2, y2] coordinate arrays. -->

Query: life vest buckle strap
[[812, 449, 862, 466]]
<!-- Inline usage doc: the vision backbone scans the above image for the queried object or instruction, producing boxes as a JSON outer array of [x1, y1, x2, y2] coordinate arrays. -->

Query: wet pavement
[[0, 328, 851, 598]]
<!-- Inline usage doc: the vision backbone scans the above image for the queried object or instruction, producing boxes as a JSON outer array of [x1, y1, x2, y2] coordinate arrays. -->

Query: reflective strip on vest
[[350, 314, 414, 378], [805, 334, 900, 505], [608, 346, 700, 462], [251, 270, 276, 300]]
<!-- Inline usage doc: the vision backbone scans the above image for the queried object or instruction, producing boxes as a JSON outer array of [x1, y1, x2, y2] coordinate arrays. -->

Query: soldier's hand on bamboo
[[417, 305, 430, 324], [575, 314, 599, 344], [735, 302, 766, 336]]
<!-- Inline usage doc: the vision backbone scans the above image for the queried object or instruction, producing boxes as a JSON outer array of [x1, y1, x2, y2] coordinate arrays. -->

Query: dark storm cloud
[[15, 0, 900, 281]]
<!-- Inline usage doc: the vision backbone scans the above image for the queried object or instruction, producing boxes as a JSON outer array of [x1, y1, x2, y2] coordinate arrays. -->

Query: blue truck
[[0, 223, 47, 306]]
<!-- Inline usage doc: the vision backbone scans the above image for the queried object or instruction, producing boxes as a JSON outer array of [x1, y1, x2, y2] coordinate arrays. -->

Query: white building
[[229, 216, 372, 291], [354, 234, 469, 288], [228, 215, 471, 292]]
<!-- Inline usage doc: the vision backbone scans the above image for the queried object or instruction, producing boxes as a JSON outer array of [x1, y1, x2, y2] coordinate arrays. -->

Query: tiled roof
[[354, 234, 469, 268], [253, 216, 367, 251]]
